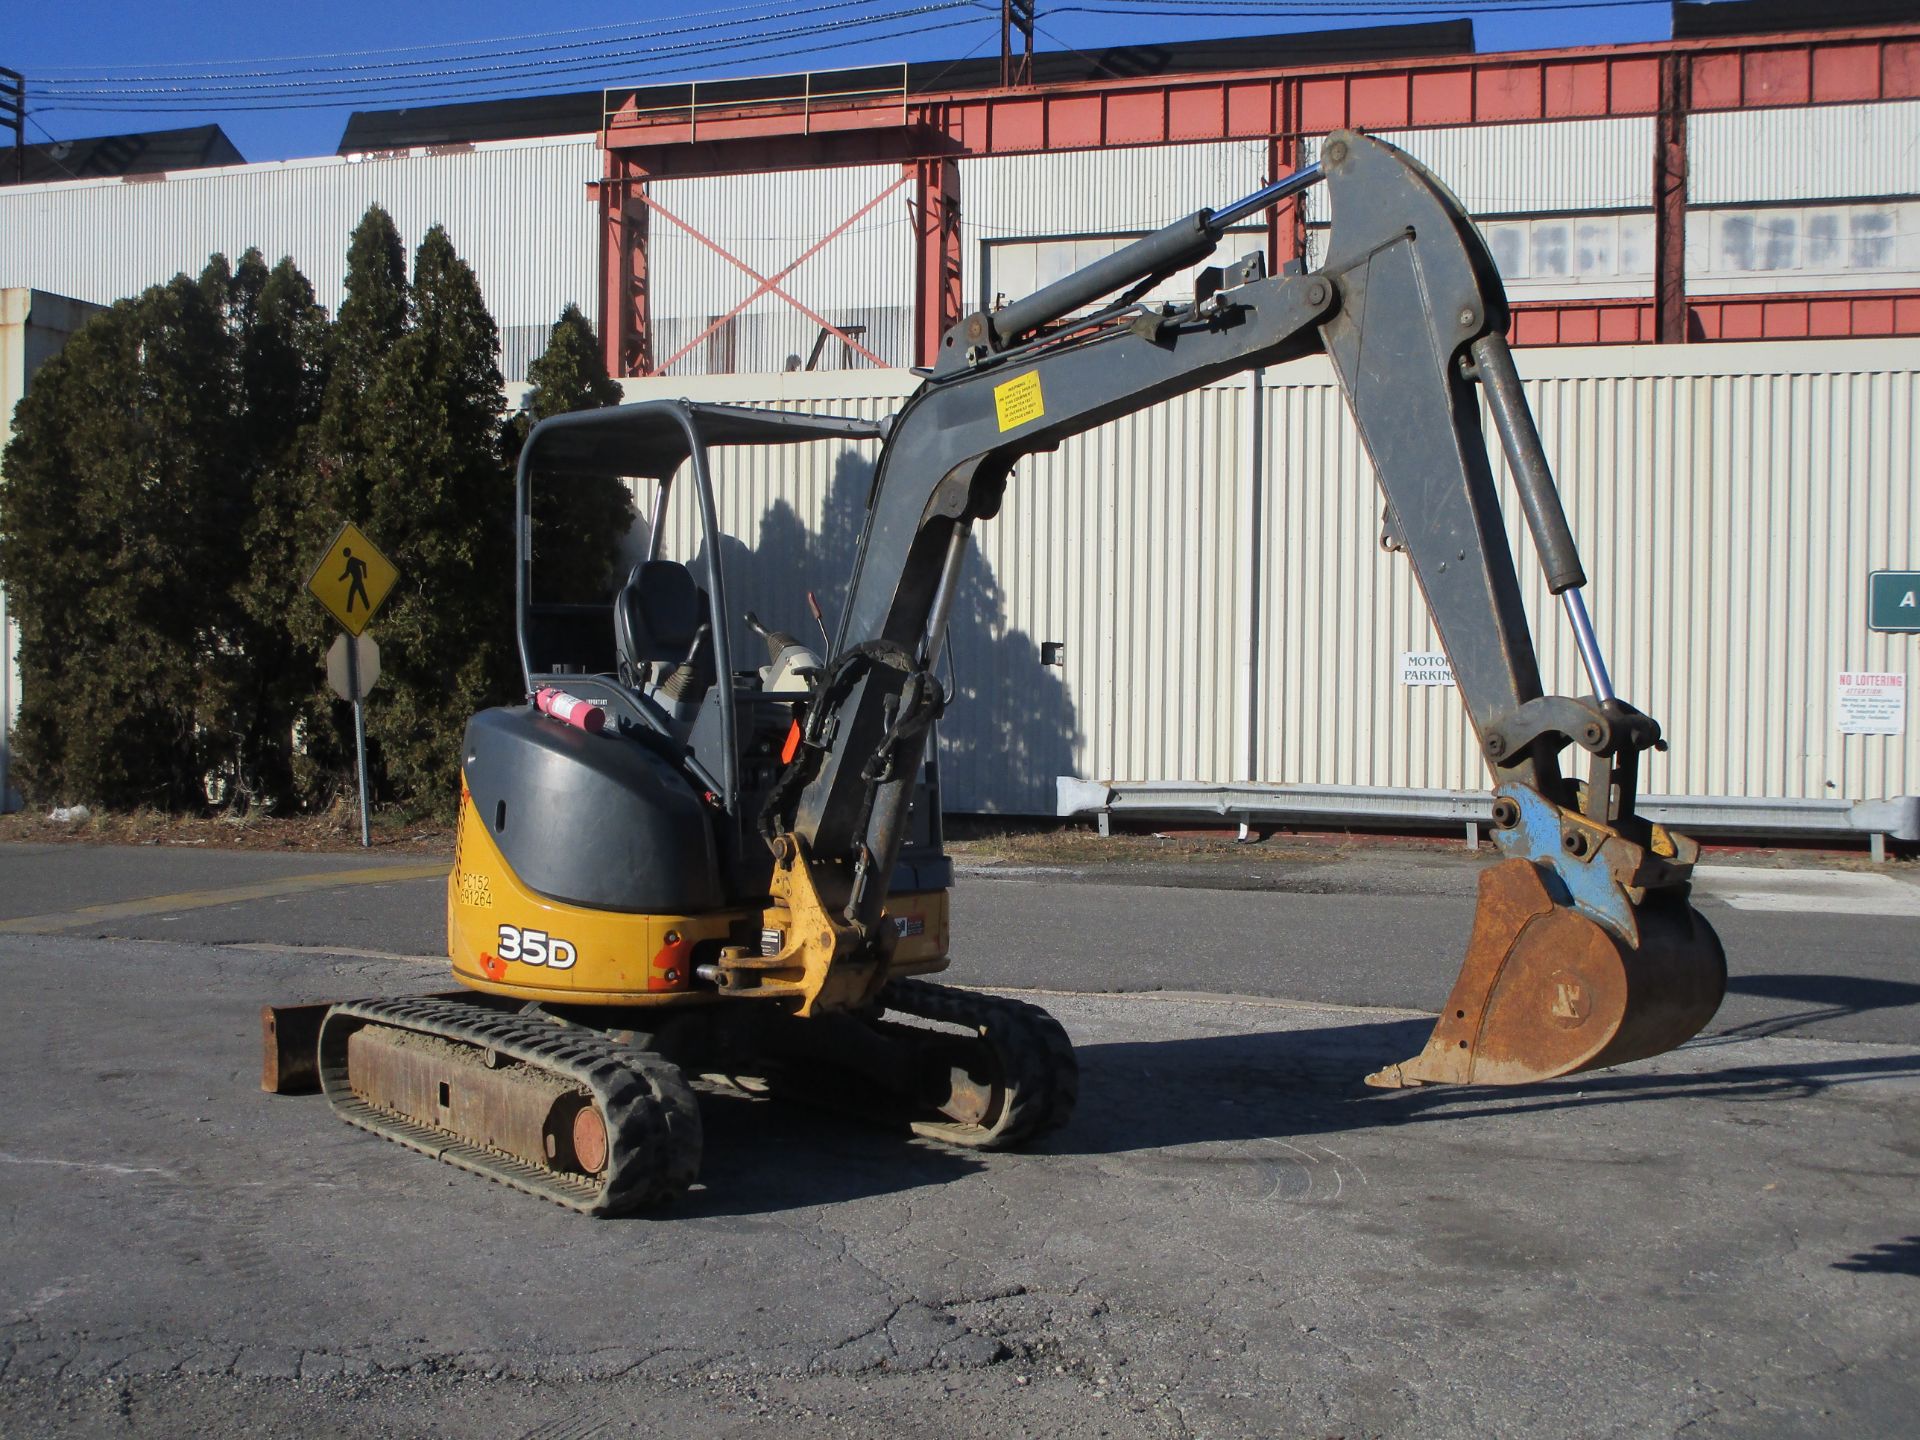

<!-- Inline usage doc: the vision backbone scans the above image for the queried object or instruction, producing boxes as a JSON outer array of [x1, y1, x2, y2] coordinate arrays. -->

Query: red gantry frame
[[593, 22, 1920, 377]]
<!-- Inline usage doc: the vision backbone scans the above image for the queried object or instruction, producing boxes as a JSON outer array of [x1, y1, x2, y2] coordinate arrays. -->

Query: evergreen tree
[[314, 206, 408, 523], [220, 251, 332, 808], [358, 223, 517, 807], [294, 206, 411, 806], [0, 275, 244, 807], [508, 304, 632, 605], [1, 210, 520, 815]]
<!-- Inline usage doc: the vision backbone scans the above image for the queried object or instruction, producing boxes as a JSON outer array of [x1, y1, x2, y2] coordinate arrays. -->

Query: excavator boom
[[764, 129, 1725, 1084]]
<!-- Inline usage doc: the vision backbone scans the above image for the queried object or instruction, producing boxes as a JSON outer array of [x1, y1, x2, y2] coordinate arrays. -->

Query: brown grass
[[0, 800, 451, 853]]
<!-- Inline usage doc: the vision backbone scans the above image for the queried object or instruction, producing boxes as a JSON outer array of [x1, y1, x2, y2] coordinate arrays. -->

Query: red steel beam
[[593, 153, 654, 380], [1265, 79, 1305, 275], [598, 22, 1920, 365], [1654, 52, 1690, 344], [604, 25, 1920, 169], [1508, 291, 1920, 347], [911, 156, 963, 367], [1690, 289, 1920, 342]]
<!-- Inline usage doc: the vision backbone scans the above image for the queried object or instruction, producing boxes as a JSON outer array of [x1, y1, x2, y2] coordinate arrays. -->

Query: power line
[[35, 0, 947, 86], [20, 0, 1668, 122], [31, 14, 993, 115], [33, 3, 987, 101], [32, 7, 990, 110], [1062, 0, 1661, 8], [24, 0, 900, 74], [1051, 0, 1662, 14]]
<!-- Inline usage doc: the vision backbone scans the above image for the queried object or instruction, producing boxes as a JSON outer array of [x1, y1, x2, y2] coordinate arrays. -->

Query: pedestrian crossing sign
[[307, 521, 399, 636]]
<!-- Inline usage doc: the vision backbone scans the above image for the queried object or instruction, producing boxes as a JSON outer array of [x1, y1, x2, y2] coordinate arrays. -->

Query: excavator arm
[[754, 130, 1725, 1085]]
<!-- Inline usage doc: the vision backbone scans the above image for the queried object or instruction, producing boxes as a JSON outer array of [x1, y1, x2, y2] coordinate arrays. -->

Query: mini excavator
[[265, 132, 1726, 1214]]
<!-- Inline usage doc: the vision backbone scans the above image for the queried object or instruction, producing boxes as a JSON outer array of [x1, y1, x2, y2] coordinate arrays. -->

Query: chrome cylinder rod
[[1208, 162, 1325, 230], [990, 163, 1324, 348], [921, 522, 972, 671], [1563, 589, 1617, 705]]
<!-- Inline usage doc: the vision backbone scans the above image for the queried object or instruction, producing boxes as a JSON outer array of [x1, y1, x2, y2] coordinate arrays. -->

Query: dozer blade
[[1365, 858, 1726, 1089]]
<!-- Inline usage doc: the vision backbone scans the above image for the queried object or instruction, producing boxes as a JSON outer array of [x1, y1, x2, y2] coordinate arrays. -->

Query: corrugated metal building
[[0, 137, 599, 382], [2, 6, 1916, 835]]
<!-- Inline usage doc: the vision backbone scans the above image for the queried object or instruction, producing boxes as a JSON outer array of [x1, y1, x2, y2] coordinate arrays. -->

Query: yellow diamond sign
[[307, 521, 399, 636]]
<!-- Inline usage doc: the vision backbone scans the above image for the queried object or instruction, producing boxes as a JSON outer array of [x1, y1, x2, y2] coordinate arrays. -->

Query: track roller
[[318, 996, 701, 1216], [877, 979, 1079, 1148]]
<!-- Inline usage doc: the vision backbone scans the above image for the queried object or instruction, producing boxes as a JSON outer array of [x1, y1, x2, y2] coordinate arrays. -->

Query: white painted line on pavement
[[217, 941, 442, 964], [0, 1152, 175, 1178], [1692, 865, 1920, 918], [953, 863, 1078, 879]]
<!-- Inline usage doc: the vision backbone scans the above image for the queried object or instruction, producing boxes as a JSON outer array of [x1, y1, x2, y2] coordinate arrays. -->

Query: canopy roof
[[521, 400, 885, 481]]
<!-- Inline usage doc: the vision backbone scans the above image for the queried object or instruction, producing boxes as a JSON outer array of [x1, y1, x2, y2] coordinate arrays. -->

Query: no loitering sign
[[1836, 672, 1906, 736]]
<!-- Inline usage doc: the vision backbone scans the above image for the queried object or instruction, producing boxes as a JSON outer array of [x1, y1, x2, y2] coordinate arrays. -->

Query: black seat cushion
[[615, 560, 702, 669]]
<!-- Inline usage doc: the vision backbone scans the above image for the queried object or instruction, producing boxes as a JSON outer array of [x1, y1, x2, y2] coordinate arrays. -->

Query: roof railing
[[603, 63, 909, 143]]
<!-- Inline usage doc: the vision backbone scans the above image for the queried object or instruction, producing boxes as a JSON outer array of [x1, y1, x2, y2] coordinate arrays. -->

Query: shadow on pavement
[[1697, 973, 1920, 1045], [1051, 1018, 1920, 1157], [1834, 1236, 1920, 1276], [662, 1015, 1920, 1214], [676, 1086, 988, 1218]]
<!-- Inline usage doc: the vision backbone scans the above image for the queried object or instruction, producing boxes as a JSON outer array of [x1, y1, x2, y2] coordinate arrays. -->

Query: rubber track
[[880, 979, 1079, 1148], [318, 996, 701, 1217]]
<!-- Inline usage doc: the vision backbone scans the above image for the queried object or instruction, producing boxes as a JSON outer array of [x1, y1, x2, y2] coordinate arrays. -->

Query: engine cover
[[461, 706, 723, 914]]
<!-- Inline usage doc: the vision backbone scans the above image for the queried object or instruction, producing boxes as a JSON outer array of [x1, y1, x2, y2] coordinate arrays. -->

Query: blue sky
[[8, 2, 1677, 163]]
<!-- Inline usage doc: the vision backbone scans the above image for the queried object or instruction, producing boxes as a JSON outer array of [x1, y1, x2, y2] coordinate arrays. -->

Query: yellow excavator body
[[446, 785, 950, 1007]]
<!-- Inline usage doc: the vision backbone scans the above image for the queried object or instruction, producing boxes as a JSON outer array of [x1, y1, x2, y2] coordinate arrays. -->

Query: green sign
[[1869, 571, 1920, 634]]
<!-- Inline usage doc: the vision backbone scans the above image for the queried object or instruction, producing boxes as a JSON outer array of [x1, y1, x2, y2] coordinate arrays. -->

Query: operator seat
[[614, 560, 716, 729]]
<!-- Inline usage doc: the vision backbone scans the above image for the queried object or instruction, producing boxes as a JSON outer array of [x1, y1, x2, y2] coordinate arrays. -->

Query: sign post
[[325, 634, 382, 846], [307, 523, 399, 848]]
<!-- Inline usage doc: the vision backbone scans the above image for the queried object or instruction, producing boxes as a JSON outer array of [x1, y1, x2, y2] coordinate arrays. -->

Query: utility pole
[[0, 69, 24, 186], [1001, 0, 1035, 89]]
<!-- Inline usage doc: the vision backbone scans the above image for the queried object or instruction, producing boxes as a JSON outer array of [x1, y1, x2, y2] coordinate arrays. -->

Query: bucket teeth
[[1366, 858, 1725, 1089]]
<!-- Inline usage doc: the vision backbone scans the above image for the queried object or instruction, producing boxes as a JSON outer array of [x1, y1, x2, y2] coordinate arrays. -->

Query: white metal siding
[[646, 165, 915, 375], [958, 142, 1270, 308], [1295, 121, 1654, 270], [1251, 344, 1919, 804], [1690, 101, 1920, 206], [1353, 118, 1656, 215], [0, 138, 600, 380], [621, 338, 1920, 814], [971, 386, 1249, 809]]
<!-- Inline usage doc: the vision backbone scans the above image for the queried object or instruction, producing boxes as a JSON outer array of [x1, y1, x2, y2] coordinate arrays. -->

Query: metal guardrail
[[1056, 777, 1920, 860]]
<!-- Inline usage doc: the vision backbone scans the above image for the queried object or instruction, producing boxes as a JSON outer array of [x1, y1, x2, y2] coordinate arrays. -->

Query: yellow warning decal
[[993, 371, 1045, 432]]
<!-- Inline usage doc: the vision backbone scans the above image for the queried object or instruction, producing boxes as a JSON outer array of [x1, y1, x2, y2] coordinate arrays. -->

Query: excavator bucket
[[1365, 858, 1726, 1089]]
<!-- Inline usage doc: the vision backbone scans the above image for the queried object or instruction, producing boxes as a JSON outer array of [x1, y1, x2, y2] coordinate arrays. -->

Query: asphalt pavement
[[2, 839, 1916, 1044], [0, 839, 1916, 1436]]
